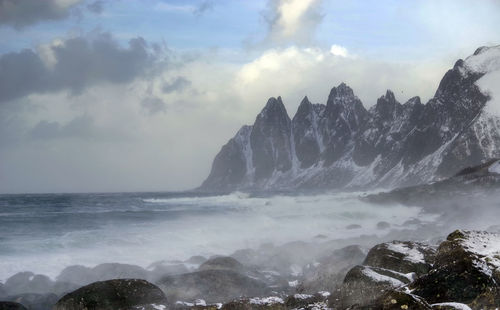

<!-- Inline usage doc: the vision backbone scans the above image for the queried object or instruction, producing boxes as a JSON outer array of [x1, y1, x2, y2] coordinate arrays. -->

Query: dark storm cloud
[[87, 1, 104, 14], [0, 32, 157, 103], [0, 0, 84, 29], [162, 77, 191, 94]]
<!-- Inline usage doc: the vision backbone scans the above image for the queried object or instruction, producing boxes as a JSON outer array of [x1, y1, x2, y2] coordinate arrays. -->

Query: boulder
[[198, 257, 244, 272], [374, 290, 432, 310], [54, 279, 167, 310], [335, 265, 413, 309], [157, 270, 269, 304], [5, 293, 59, 310], [0, 302, 27, 310], [469, 287, 500, 309], [363, 241, 435, 275], [3, 272, 56, 295], [411, 230, 500, 304]]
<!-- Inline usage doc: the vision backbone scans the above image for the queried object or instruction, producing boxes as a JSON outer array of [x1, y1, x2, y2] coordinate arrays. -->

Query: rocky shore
[[2, 229, 500, 310]]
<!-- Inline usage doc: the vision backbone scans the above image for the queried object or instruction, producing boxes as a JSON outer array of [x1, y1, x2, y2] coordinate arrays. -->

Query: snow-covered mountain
[[200, 46, 500, 191]]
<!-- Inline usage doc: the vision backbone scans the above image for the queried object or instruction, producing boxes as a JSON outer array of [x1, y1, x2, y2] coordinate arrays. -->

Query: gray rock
[[198, 257, 244, 272], [54, 279, 167, 310], [0, 302, 28, 310], [363, 241, 435, 275], [156, 269, 269, 304], [5, 293, 58, 310]]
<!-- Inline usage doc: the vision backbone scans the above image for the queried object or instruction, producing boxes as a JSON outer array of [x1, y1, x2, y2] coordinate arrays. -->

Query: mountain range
[[200, 46, 500, 191]]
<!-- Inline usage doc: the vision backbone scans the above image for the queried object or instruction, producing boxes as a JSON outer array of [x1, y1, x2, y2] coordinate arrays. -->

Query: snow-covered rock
[[411, 230, 500, 304], [363, 241, 436, 276]]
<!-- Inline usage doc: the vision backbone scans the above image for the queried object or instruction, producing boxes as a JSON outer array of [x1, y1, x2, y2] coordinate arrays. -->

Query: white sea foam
[[0, 191, 434, 281]]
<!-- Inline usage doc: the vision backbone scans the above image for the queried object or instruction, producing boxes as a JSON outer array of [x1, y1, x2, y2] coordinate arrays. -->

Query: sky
[[0, 0, 499, 194]]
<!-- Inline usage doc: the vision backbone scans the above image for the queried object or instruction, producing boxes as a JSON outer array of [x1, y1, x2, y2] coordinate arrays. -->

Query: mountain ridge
[[200, 46, 500, 191]]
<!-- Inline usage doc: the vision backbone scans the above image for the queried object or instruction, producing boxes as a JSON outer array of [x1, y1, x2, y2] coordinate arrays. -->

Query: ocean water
[[0, 191, 433, 281]]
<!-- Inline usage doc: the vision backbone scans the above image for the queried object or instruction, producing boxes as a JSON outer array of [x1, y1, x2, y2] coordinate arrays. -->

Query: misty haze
[[1, 1, 500, 310]]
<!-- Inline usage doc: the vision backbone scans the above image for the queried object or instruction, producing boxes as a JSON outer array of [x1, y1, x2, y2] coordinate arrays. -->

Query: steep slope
[[200, 46, 500, 191]]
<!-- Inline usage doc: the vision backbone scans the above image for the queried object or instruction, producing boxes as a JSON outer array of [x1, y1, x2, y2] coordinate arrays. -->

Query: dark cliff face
[[200, 46, 500, 191], [250, 96, 292, 180], [321, 83, 368, 166], [292, 96, 321, 169]]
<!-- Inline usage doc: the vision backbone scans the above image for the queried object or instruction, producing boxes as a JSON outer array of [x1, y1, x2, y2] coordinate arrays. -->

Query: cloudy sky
[[0, 0, 499, 193]]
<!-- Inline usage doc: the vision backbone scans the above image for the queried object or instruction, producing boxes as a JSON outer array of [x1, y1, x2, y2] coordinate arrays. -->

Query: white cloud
[[265, 0, 323, 45], [329, 44, 348, 57]]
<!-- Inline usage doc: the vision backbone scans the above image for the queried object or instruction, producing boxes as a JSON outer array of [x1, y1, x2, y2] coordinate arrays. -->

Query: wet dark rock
[[469, 287, 500, 309], [54, 279, 167, 310], [363, 241, 435, 275], [156, 270, 269, 304], [5, 293, 58, 310], [335, 265, 412, 309], [374, 290, 432, 310], [198, 257, 244, 272], [411, 230, 500, 304], [0, 302, 28, 310]]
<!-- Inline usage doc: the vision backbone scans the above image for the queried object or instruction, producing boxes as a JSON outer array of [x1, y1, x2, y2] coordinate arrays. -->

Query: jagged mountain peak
[[404, 96, 422, 107], [325, 83, 367, 120], [371, 89, 402, 121], [299, 95, 311, 107], [294, 96, 314, 119], [327, 82, 355, 101], [200, 46, 500, 191], [258, 96, 290, 121], [383, 89, 396, 101]]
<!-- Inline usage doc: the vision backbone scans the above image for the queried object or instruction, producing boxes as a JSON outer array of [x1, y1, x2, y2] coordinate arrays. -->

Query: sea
[[0, 191, 434, 282]]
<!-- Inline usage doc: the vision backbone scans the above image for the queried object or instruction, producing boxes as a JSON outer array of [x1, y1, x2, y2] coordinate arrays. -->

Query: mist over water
[[0, 191, 436, 281]]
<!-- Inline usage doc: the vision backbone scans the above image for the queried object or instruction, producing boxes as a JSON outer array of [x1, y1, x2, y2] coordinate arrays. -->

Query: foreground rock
[[335, 265, 413, 308], [332, 240, 436, 309], [157, 270, 269, 304], [54, 279, 167, 310], [0, 302, 27, 310], [5, 293, 58, 310], [198, 257, 244, 272], [411, 230, 500, 304], [363, 241, 435, 275]]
